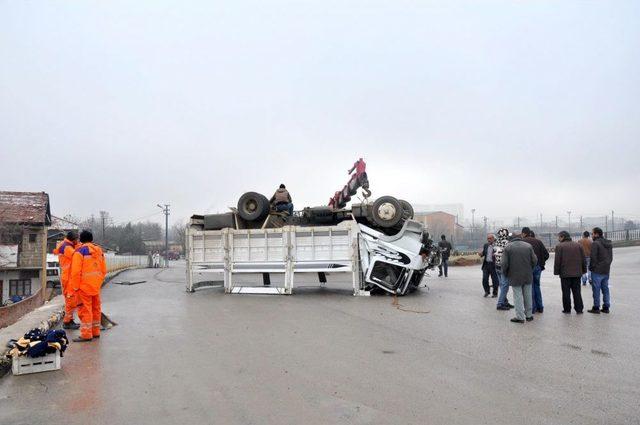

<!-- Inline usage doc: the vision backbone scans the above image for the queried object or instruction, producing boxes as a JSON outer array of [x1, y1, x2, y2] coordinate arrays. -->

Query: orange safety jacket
[[70, 242, 107, 296], [53, 238, 77, 291]]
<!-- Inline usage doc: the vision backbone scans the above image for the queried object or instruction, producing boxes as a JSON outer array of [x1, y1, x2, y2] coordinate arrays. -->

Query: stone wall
[[17, 227, 45, 268]]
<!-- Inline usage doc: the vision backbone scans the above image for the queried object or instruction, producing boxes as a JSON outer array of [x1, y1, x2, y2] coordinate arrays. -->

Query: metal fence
[[456, 229, 640, 251], [536, 229, 640, 249], [104, 253, 149, 273]]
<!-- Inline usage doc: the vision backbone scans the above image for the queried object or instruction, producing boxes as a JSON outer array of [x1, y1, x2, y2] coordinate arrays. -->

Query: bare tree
[[170, 221, 186, 254]]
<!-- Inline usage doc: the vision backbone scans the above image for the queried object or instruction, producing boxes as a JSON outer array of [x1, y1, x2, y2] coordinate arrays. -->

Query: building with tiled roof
[[0, 191, 52, 327]]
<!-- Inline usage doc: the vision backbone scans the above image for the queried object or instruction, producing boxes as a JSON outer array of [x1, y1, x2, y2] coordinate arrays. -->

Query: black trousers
[[482, 262, 499, 295], [561, 277, 584, 313]]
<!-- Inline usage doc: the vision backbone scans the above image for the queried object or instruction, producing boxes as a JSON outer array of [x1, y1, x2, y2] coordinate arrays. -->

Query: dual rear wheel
[[371, 196, 414, 228], [237, 192, 270, 221]]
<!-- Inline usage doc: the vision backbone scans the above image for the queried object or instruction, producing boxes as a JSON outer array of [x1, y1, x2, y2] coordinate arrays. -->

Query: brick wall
[[0, 287, 44, 329]]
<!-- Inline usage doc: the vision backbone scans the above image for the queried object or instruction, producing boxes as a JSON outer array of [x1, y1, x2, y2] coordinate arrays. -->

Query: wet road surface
[[1, 247, 639, 425]]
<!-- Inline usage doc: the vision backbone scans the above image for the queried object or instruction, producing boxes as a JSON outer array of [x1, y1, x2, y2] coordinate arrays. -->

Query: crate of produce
[[12, 351, 61, 375]]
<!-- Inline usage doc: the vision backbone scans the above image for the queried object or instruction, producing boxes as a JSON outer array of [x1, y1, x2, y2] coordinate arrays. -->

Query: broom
[[100, 274, 118, 329]]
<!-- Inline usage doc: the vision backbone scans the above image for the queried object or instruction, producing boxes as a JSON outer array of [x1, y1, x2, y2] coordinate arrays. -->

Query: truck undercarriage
[[186, 160, 440, 295]]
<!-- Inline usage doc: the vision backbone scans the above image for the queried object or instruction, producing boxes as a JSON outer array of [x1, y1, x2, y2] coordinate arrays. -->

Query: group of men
[[53, 230, 106, 342], [480, 226, 613, 323]]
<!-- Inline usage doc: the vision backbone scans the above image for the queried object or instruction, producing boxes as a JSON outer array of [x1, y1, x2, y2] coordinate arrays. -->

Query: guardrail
[[602, 229, 640, 242], [104, 254, 149, 273]]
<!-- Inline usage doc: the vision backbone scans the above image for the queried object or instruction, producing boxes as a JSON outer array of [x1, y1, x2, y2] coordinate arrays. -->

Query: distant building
[[143, 240, 183, 255], [413, 203, 464, 222], [414, 211, 463, 242], [0, 191, 51, 327]]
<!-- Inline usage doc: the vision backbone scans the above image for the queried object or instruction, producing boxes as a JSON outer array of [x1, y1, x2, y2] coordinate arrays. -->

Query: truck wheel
[[237, 192, 269, 221], [371, 196, 403, 228], [398, 199, 414, 220]]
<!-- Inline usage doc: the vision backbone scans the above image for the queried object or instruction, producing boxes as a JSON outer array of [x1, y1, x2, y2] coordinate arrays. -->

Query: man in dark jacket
[[479, 234, 499, 298], [522, 227, 550, 314], [553, 231, 586, 314], [502, 235, 537, 323], [270, 184, 293, 215], [438, 235, 452, 278], [588, 227, 613, 314]]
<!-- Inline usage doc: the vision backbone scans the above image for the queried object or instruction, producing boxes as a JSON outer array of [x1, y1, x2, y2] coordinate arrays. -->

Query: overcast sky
[[1, 0, 639, 226]]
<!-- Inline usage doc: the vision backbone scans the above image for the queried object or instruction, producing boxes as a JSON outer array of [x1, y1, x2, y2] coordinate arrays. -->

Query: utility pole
[[567, 211, 572, 233], [516, 216, 520, 229], [157, 204, 170, 268], [611, 210, 615, 232], [555, 216, 558, 233], [99, 210, 108, 243], [540, 213, 543, 229], [471, 209, 476, 232], [483, 216, 488, 235], [605, 215, 608, 233], [580, 215, 583, 231]]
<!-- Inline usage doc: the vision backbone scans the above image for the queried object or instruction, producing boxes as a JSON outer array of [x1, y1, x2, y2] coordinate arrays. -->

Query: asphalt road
[[1, 247, 639, 425]]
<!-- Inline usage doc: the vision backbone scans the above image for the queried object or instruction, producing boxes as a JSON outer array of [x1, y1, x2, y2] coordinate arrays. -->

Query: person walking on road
[[438, 235, 452, 277], [152, 251, 160, 268], [502, 234, 537, 323], [579, 231, 593, 286], [494, 228, 513, 310], [479, 234, 499, 298], [53, 231, 81, 330], [588, 227, 613, 314], [553, 231, 586, 314], [270, 184, 294, 216], [70, 230, 107, 342], [522, 227, 549, 314]]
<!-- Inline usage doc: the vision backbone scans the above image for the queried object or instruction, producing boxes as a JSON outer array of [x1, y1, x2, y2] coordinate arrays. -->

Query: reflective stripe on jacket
[[70, 243, 107, 295]]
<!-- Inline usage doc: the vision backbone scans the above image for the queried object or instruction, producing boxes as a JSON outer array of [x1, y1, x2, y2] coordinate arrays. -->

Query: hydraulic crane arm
[[328, 158, 371, 210]]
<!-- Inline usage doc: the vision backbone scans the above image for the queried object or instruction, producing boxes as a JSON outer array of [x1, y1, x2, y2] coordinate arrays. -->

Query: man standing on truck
[[270, 184, 294, 215], [438, 235, 452, 277]]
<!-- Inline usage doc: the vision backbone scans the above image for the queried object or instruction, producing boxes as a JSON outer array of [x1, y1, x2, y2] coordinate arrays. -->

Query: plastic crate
[[12, 351, 61, 375]]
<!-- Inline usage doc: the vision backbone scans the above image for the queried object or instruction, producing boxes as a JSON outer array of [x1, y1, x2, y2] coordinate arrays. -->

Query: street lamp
[[471, 208, 476, 232], [157, 204, 170, 268]]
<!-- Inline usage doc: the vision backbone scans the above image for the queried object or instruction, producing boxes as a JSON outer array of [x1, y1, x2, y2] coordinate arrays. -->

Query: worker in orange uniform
[[53, 231, 81, 330], [69, 230, 107, 342]]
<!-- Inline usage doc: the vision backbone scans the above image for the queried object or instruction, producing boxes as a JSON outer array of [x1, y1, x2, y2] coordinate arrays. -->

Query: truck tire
[[237, 192, 269, 221], [398, 199, 414, 220], [371, 196, 403, 228]]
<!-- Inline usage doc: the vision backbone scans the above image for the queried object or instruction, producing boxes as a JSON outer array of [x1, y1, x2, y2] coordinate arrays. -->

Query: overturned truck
[[186, 162, 441, 296]]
